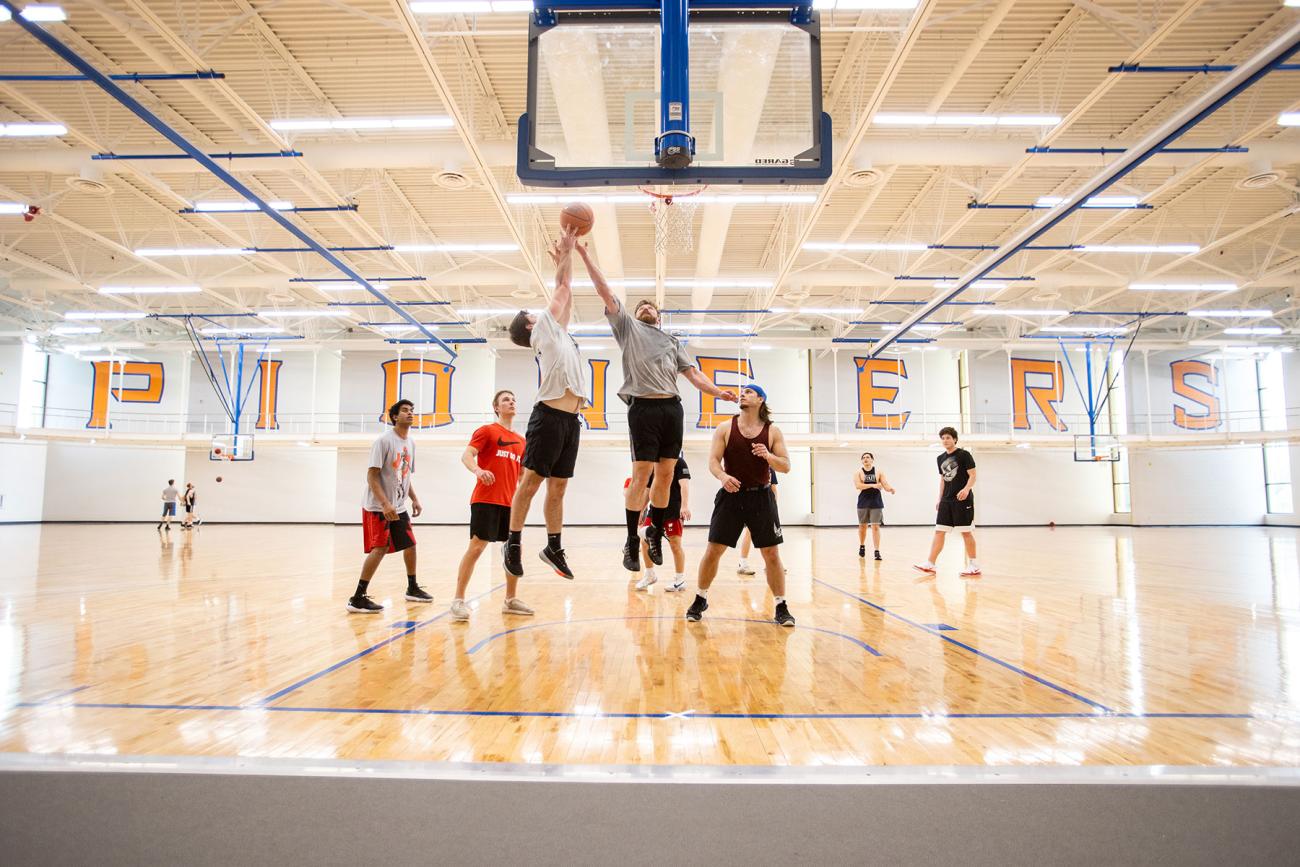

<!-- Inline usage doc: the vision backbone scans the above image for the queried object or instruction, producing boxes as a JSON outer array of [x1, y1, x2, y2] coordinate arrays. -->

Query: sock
[[507, 530, 521, 546], [674, 573, 685, 583], [649, 505, 667, 529], [547, 532, 562, 551], [407, 574, 418, 590], [738, 558, 749, 567], [644, 567, 656, 578], [453, 597, 464, 603], [354, 579, 369, 598], [625, 509, 641, 540], [774, 596, 786, 606], [696, 587, 709, 598]]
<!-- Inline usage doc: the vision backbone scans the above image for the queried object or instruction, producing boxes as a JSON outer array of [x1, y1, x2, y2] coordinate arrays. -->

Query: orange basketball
[[560, 202, 594, 236], [216, 476, 223, 483], [213, 446, 223, 456]]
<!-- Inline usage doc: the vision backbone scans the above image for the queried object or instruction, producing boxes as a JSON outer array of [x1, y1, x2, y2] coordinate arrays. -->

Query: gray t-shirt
[[606, 299, 693, 404], [362, 429, 415, 514], [162, 485, 179, 503], [532, 308, 588, 406]]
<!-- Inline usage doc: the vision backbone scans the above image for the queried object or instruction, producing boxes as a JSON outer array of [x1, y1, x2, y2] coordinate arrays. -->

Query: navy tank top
[[857, 467, 883, 508]]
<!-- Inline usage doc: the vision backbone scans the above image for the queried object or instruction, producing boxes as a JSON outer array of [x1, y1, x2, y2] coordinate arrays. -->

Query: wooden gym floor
[[2, 523, 1299, 768]]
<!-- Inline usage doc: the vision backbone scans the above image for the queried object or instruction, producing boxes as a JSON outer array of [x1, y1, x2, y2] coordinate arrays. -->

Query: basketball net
[[640, 185, 706, 255]]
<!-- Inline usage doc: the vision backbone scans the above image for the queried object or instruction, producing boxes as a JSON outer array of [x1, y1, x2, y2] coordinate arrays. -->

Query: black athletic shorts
[[935, 497, 975, 531], [708, 486, 783, 549], [522, 401, 581, 479], [627, 396, 684, 463], [469, 502, 511, 542]]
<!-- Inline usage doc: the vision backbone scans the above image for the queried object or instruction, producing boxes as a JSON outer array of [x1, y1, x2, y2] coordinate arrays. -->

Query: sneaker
[[635, 571, 658, 591], [665, 577, 687, 593], [774, 601, 796, 628], [539, 546, 575, 579], [405, 585, 433, 603], [685, 594, 708, 622], [346, 594, 384, 614], [912, 562, 936, 574], [622, 538, 641, 572], [874, 550, 883, 562], [858, 545, 865, 558], [643, 524, 665, 566], [736, 561, 756, 576], [960, 563, 982, 576], [502, 597, 535, 616], [503, 540, 523, 577], [450, 599, 470, 621]]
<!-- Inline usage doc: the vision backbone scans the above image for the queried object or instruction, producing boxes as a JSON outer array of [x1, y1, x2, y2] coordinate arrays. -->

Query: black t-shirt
[[647, 457, 691, 519], [937, 448, 975, 501]]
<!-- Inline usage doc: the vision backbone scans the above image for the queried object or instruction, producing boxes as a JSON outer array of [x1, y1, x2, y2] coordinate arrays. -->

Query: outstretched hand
[[717, 389, 738, 403], [546, 226, 578, 265]]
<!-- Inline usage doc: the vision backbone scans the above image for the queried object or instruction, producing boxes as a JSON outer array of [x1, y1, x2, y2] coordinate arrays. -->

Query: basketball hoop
[[640, 185, 707, 255]]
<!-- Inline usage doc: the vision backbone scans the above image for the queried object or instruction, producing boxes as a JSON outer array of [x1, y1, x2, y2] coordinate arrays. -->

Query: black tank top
[[723, 417, 772, 489], [857, 468, 883, 508]]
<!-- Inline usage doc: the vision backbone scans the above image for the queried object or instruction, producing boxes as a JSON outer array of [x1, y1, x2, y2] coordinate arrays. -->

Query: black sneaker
[[540, 546, 575, 579], [858, 545, 865, 558], [686, 594, 708, 622], [644, 523, 664, 566], [346, 594, 384, 614], [405, 585, 433, 603], [774, 601, 795, 628], [503, 541, 523, 577], [873, 550, 882, 561], [622, 537, 640, 572]]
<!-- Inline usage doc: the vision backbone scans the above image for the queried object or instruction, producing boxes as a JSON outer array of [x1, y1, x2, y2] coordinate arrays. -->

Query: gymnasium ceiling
[[0, 0, 1298, 360]]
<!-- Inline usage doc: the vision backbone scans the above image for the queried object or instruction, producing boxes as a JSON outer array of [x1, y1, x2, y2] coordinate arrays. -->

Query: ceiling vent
[[843, 167, 884, 188], [1237, 159, 1283, 191], [66, 173, 113, 197], [434, 169, 473, 191]]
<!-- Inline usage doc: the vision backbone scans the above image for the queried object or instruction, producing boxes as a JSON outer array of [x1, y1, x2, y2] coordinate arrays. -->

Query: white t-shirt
[[162, 485, 179, 503], [532, 308, 588, 406], [362, 429, 415, 514]]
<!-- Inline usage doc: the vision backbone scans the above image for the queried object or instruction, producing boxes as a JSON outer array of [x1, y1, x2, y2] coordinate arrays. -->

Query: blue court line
[[465, 615, 882, 657], [15, 685, 89, 707], [813, 579, 1114, 714], [257, 583, 505, 706], [15, 701, 1257, 721]]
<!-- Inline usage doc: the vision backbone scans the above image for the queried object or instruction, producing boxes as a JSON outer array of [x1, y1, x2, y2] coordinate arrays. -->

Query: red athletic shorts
[[362, 509, 416, 553], [640, 515, 683, 538]]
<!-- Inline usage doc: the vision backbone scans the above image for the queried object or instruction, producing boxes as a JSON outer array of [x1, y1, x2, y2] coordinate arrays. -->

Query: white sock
[[453, 597, 464, 603], [697, 587, 709, 598], [774, 596, 786, 606], [967, 560, 979, 568], [674, 573, 685, 583], [738, 558, 749, 568], [644, 567, 656, 578]]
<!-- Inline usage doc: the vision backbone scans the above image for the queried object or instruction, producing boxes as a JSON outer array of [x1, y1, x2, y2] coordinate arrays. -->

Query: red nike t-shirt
[[468, 422, 525, 507]]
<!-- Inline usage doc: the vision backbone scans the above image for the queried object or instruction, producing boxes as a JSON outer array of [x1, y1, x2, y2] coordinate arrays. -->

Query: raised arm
[[576, 242, 618, 316], [546, 227, 577, 325], [682, 366, 737, 402]]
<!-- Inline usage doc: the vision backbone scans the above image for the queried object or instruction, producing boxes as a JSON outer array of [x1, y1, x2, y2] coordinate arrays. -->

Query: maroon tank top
[[723, 416, 772, 488]]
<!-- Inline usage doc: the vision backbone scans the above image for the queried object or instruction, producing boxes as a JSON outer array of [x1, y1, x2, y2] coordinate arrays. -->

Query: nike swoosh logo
[[497, 438, 521, 447]]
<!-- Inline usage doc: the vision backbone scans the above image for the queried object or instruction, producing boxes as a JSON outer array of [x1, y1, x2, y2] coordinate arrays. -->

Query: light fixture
[[0, 122, 66, 137], [1129, 282, 1237, 292], [64, 311, 147, 321], [1038, 325, 1129, 333], [0, 202, 28, 215], [1035, 195, 1141, 208], [79, 354, 137, 362], [370, 323, 438, 332], [812, 0, 918, 9], [665, 278, 773, 289], [771, 307, 862, 315], [269, 116, 453, 131], [804, 241, 928, 252], [1222, 326, 1284, 335], [1187, 309, 1272, 318], [0, 5, 66, 22], [456, 308, 515, 317], [1078, 244, 1200, 254], [393, 243, 519, 253], [971, 308, 1068, 316], [135, 247, 251, 257], [872, 113, 1061, 127], [1279, 112, 1300, 126], [257, 309, 352, 318], [98, 285, 201, 295], [882, 323, 945, 332], [199, 326, 285, 335], [410, 1, 534, 13], [504, 192, 816, 205], [52, 325, 102, 335], [663, 323, 753, 333], [192, 200, 292, 212], [932, 280, 1008, 290]]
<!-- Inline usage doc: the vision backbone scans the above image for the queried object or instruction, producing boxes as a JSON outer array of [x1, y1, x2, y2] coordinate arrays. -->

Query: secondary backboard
[[519, 2, 831, 186]]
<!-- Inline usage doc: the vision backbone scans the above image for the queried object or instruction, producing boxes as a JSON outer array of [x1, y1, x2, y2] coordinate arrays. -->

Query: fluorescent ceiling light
[[79, 354, 139, 362], [411, 1, 536, 12], [771, 307, 862, 315], [1039, 325, 1129, 333], [1078, 244, 1199, 254], [504, 193, 816, 206], [972, 308, 1068, 316], [1187, 309, 1272, 318], [873, 113, 1060, 127], [270, 116, 453, 131], [0, 5, 67, 22], [0, 202, 28, 215], [456, 308, 515, 317], [1129, 282, 1236, 292], [1279, 112, 1300, 126], [813, 0, 918, 8], [1222, 326, 1284, 335], [64, 311, 147, 321], [98, 285, 201, 295], [199, 326, 285, 335], [933, 280, 1007, 290], [665, 278, 772, 289], [1036, 195, 1141, 208], [371, 323, 437, 332], [193, 200, 291, 212], [882, 323, 945, 332], [51, 325, 102, 335], [257, 309, 352, 318], [0, 122, 66, 137], [135, 247, 251, 257], [394, 243, 519, 253], [804, 241, 928, 252], [665, 323, 752, 333]]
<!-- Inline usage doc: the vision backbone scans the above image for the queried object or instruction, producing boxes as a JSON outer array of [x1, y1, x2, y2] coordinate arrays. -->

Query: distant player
[[156, 479, 179, 531], [686, 385, 795, 628], [451, 390, 531, 621], [913, 426, 980, 576], [855, 452, 894, 560], [181, 482, 200, 529], [576, 241, 735, 573], [633, 454, 691, 592], [347, 399, 433, 613], [736, 468, 778, 576], [504, 228, 585, 581]]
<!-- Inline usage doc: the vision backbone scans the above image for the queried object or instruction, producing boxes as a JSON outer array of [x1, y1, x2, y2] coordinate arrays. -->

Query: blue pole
[[92, 151, 302, 160], [0, 71, 225, 82], [233, 343, 245, 437], [657, 0, 693, 170]]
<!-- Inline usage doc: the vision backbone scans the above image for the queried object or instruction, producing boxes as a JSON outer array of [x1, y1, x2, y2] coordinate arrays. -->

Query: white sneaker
[[912, 562, 937, 574], [665, 577, 686, 592], [635, 571, 658, 591], [450, 599, 470, 621], [502, 597, 535, 616], [960, 563, 982, 576], [737, 561, 756, 575]]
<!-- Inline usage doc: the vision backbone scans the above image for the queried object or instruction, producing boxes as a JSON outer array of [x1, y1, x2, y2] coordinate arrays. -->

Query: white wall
[[40, 441, 186, 521], [0, 440, 47, 522], [186, 446, 337, 523], [1130, 444, 1266, 525]]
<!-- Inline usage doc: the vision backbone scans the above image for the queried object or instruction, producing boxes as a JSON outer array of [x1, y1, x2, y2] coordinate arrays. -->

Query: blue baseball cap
[[742, 383, 767, 402]]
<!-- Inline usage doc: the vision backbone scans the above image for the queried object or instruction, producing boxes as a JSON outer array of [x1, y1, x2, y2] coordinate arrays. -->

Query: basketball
[[559, 202, 594, 236], [215, 476, 223, 483], [213, 446, 223, 456]]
